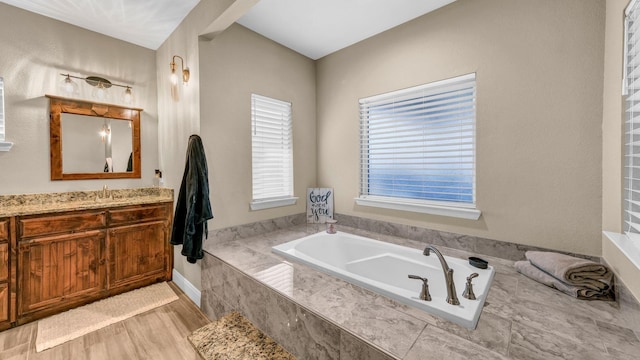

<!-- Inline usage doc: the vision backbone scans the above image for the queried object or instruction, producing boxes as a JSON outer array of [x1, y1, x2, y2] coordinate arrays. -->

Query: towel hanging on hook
[[171, 134, 213, 263]]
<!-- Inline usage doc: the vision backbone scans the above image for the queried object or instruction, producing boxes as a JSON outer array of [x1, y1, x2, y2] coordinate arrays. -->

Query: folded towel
[[525, 251, 612, 291], [515, 261, 613, 301]]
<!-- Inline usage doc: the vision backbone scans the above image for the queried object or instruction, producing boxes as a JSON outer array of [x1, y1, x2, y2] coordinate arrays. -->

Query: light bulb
[[170, 70, 178, 85], [59, 75, 78, 96], [123, 87, 133, 104], [92, 82, 109, 101], [64, 80, 74, 93]]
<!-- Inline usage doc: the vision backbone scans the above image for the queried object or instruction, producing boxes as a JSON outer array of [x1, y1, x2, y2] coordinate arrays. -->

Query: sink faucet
[[96, 185, 112, 201], [423, 245, 460, 305]]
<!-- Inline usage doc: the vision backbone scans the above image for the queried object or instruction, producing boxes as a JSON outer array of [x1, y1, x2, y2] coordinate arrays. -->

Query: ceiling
[[237, 0, 456, 59], [0, 0, 200, 49], [0, 0, 455, 58]]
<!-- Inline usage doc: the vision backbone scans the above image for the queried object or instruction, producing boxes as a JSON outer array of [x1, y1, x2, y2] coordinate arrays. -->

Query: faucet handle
[[408, 275, 432, 301], [463, 272, 479, 300]]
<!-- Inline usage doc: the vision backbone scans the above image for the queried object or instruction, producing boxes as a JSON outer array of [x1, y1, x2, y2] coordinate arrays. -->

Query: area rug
[[188, 311, 296, 360], [36, 281, 178, 352]]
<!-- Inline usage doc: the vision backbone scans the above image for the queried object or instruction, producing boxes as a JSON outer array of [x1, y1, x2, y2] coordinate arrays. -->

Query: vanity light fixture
[[59, 73, 134, 104], [170, 55, 190, 85]]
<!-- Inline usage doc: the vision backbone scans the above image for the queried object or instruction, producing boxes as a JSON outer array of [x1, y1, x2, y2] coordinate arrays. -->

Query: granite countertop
[[188, 311, 296, 360], [203, 224, 640, 360], [0, 187, 173, 217]]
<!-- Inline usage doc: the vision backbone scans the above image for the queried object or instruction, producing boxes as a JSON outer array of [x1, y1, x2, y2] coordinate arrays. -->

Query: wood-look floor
[[0, 282, 210, 360]]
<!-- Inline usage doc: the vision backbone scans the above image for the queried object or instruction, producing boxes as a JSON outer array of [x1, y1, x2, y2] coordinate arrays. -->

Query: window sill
[[0, 141, 13, 152], [250, 197, 298, 211], [603, 231, 640, 271], [354, 196, 481, 220]]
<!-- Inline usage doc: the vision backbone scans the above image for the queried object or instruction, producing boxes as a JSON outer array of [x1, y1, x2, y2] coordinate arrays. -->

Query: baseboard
[[172, 269, 202, 307]]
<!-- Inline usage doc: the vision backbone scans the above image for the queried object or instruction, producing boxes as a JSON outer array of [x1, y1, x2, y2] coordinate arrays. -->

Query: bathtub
[[271, 231, 495, 329]]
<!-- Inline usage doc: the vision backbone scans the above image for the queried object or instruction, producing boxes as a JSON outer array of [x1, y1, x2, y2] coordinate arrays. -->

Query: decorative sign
[[307, 188, 334, 223]]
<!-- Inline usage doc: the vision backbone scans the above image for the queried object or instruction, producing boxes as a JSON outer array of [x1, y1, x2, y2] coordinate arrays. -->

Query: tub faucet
[[423, 245, 460, 305]]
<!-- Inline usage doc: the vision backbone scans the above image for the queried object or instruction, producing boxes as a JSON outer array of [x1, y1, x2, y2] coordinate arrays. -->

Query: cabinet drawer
[[0, 219, 8, 241], [108, 205, 168, 226], [19, 211, 106, 239]]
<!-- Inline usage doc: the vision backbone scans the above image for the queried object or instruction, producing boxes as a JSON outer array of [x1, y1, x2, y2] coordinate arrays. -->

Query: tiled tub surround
[[272, 231, 495, 329], [334, 214, 601, 263], [0, 187, 173, 216], [202, 220, 640, 359]]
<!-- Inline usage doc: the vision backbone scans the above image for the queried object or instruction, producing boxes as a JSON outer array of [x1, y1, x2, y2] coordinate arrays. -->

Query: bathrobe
[[171, 134, 214, 263]]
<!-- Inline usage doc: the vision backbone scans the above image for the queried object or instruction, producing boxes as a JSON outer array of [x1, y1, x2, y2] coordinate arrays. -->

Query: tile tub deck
[[201, 224, 640, 359]]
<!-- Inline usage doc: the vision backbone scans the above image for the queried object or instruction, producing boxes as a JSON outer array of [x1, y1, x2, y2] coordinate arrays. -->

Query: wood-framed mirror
[[47, 95, 142, 180]]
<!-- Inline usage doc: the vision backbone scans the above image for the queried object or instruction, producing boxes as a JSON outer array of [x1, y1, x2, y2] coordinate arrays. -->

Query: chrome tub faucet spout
[[423, 245, 460, 305]]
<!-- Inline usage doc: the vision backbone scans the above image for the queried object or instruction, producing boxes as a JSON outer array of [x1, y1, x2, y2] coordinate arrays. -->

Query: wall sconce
[[59, 73, 134, 104], [170, 55, 190, 85]]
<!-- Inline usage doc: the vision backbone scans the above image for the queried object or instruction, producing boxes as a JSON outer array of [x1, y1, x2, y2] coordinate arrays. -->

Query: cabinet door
[[108, 220, 168, 288], [18, 230, 106, 318], [0, 218, 12, 329], [0, 283, 8, 324]]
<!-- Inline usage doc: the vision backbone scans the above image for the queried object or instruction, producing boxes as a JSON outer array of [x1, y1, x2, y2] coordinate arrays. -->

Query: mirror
[[61, 114, 133, 173], [47, 95, 142, 180]]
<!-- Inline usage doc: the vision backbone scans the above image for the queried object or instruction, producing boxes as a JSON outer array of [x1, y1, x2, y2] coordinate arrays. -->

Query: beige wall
[[317, 0, 605, 256], [198, 23, 316, 229], [157, 0, 313, 291], [0, 3, 159, 195], [156, 0, 234, 292], [602, 0, 640, 301]]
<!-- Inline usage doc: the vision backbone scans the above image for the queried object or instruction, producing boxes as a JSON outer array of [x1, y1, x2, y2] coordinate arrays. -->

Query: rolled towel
[[515, 261, 613, 300], [525, 251, 612, 291]]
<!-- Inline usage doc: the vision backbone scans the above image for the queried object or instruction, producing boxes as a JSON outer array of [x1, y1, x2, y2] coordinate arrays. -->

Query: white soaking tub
[[272, 231, 495, 329]]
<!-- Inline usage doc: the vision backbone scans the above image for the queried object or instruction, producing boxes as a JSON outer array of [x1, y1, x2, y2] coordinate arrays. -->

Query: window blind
[[251, 93, 294, 202], [625, 0, 640, 236], [359, 73, 476, 206]]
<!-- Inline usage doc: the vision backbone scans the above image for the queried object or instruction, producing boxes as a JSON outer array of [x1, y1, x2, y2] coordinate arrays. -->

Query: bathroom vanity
[[0, 217, 12, 330], [0, 188, 173, 330]]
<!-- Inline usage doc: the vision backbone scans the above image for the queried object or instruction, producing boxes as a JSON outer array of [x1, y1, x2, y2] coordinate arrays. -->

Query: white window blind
[[359, 73, 477, 210], [0, 77, 12, 152], [251, 94, 295, 208], [624, 0, 640, 236]]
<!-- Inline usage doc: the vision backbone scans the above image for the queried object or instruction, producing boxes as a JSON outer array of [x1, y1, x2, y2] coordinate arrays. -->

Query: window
[[0, 77, 13, 151], [356, 73, 480, 220], [250, 94, 297, 210], [624, 0, 640, 238]]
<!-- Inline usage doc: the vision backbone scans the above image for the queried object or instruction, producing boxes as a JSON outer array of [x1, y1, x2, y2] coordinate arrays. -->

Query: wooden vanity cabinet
[[107, 204, 173, 290], [17, 210, 107, 324], [0, 218, 15, 331], [14, 202, 172, 325]]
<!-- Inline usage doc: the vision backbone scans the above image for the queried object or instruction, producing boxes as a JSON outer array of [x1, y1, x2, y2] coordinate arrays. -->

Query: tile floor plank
[[0, 282, 209, 360]]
